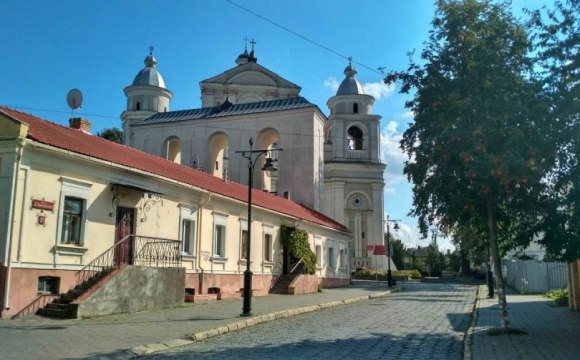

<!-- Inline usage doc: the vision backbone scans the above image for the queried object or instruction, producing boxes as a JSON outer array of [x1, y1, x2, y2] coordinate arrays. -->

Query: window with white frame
[[263, 225, 274, 263], [241, 230, 248, 260], [61, 197, 84, 244], [264, 234, 273, 262], [340, 245, 346, 268], [316, 245, 322, 267], [180, 206, 197, 255], [57, 178, 91, 247], [215, 225, 226, 257], [328, 246, 335, 268], [213, 213, 228, 258]]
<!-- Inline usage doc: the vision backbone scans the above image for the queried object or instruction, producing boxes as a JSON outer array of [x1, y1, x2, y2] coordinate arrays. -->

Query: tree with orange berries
[[385, 0, 556, 329]]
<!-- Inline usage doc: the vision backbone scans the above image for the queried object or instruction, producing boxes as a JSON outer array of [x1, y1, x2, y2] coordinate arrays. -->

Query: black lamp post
[[236, 138, 281, 316], [383, 216, 401, 287]]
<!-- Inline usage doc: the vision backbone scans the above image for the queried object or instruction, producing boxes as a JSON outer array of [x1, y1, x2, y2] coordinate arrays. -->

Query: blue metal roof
[[137, 97, 316, 125]]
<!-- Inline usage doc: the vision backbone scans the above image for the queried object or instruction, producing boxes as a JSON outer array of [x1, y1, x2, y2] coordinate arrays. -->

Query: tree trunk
[[460, 245, 471, 276], [487, 197, 511, 329]]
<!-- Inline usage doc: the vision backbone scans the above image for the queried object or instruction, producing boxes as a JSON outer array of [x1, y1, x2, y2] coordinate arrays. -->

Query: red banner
[[374, 245, 386, 255], [366, 245, 375, 251]]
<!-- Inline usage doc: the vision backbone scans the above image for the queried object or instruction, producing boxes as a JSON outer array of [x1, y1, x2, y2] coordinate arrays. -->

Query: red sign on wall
[[366, 245, 375, 251], [374, 245, 386, 255], [31, 199, 55, 211]]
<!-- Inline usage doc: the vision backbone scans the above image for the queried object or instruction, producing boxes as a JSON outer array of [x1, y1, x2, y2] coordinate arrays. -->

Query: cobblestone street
[[149, 283, 476, 360]]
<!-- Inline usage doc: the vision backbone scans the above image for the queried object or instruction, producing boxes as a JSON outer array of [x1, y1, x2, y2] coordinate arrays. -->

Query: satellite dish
[[66, 89, 83, 110]]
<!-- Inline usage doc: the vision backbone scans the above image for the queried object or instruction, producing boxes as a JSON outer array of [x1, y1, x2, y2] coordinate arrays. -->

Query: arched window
[[136, 102, 141, 111], [353, 103, 359, 114], [347, 126, 364, 150]]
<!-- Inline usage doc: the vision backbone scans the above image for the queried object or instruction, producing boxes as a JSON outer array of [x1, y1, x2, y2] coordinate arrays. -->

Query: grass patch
[[487, 327, 527, 336]]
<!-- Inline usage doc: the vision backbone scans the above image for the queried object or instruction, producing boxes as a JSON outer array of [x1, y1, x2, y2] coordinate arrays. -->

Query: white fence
[[504, 260, 567, 294]]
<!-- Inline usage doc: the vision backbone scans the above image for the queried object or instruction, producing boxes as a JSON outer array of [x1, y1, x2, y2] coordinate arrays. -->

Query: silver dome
[[336, 63, 364, 96], [132, 53, 167, 88]]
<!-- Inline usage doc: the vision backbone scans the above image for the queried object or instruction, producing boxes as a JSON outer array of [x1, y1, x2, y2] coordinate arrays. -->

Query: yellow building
[[0, 106, 351, 318]]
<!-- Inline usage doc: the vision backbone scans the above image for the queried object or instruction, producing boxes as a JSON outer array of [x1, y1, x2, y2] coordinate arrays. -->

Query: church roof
[[137, 97, 317, 125], [336, 63, 365, 96], [0, 106, 348, 233]]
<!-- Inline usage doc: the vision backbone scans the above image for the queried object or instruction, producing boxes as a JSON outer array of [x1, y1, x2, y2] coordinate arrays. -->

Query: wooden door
[[114, 207, 134, 265]]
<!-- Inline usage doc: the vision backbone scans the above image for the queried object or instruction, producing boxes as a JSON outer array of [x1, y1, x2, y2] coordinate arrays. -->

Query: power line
[[224, 0, 386, 77]]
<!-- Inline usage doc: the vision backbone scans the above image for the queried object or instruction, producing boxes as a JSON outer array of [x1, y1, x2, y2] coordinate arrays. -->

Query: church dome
[[132, 51, 166, 88], [336, 63, 364, 96]]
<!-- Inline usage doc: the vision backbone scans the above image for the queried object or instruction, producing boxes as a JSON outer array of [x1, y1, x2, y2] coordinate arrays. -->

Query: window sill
[[262, 261, 274, 266], [238, 259, 253, 266], [55, 244, 88, 252], [211, 257, 228, 264], [181, 254, 197, 260]]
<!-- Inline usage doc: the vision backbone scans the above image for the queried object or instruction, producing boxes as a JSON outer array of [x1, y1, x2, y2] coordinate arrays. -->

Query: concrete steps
[[36, 269, 111, 319], [270, 275, 297, 294]]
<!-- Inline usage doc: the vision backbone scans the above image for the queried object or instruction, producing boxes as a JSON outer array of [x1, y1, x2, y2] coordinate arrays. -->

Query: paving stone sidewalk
[[0, 281, 396, 360], [469, 285, 580, 360]]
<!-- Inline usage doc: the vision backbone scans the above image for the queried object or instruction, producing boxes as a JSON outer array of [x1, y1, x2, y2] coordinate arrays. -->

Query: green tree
[[530, 0, 580, 261], [385, 0, 556, 329], [426, 237, 442, 275], [387, 235, 406, 270], [97, 127, 123, 144]]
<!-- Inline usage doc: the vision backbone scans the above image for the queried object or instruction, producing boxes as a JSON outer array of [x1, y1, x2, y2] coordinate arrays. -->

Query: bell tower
[[121, 47, 173, 145], [323, 60, 386, 270]]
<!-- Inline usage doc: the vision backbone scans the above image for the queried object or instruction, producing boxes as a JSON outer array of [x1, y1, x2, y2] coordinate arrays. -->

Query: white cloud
[[383, 213, 456, 253], [380, 121, 407, 193], [401, 111, 415, 119], [323, 77, 339, 92], [323, 77, 395, 101], [362, 81, 395, 100]]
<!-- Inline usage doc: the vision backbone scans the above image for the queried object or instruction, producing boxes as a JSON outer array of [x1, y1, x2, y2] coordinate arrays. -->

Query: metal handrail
[[75, 234, 133, 286], [11, 294, 58, 319], [290, 258, 304, 274]]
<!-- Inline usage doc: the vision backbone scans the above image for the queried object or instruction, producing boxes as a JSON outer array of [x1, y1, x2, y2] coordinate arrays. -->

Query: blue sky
[[0, 0, 551, 251]]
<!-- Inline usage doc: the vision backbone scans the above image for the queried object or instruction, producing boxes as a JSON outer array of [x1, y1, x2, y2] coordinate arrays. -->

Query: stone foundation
[[319, 277, 351, 288]]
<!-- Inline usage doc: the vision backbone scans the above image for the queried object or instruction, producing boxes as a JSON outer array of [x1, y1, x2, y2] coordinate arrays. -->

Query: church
[[121, 44, 388, 270]]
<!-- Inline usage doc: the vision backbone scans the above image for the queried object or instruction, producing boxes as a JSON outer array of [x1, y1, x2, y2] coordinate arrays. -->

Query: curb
[[131, 287, 401, 357], [463, 285, 481, 360]]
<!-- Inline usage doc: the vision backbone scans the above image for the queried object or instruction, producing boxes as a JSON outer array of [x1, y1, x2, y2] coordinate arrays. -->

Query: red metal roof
[[0, 106, 348, 233]]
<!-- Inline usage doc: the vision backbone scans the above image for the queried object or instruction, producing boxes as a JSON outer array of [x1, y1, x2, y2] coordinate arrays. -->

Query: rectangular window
[[264, 234, 272, 262], [37, 277, 58, 294], [340, 248, 346, 268], [214, 225, 225, 257], [181, 219, 196, 254], [316, 245, 322, 267], [241, 230, 248, 260], [329, 247, 335, 268], [61, 197, 83, 244]]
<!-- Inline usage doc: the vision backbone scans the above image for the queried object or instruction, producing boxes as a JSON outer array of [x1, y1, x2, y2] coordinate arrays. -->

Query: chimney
[[69, 117, 91, 134], [284, 190, 291, 200]]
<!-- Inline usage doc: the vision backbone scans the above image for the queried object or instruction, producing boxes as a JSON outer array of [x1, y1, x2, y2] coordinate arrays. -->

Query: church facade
[[122, 46, 388, 270]]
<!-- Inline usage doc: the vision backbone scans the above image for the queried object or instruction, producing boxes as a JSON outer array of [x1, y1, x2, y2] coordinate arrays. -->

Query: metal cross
[[243, 36, 249, 49], [250, 38, 257, 51], [149, 46, 154, 55]]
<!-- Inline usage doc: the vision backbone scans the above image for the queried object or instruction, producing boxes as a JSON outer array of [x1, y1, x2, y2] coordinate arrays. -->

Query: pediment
[[201, 62, 300, 90]]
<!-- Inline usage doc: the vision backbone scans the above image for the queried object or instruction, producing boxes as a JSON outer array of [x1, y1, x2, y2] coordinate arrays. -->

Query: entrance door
[[115, 207, 134, 265]]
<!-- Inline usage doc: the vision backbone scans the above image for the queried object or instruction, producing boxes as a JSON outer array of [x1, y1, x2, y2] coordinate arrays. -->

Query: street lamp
[[383, 216, 401, 287], [236, 138, 282, 316]]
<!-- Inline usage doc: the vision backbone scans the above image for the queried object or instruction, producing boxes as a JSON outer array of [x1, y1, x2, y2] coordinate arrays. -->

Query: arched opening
[[165, 137, 182, 164], [347, 126, 364, 150], [136, 102, 141, 111], [208, 133, 229, 180], [353, 103, 359, 114], [256, 128, 280, 193]]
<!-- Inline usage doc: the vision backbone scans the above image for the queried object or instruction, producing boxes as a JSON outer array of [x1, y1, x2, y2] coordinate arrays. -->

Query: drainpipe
[[3, 139, 25, 312], [196, 193, 211, 295]]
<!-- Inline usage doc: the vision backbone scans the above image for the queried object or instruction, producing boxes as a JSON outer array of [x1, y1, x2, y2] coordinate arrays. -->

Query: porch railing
[[75, 235, 182, 288], [133, 236, 182, 267]]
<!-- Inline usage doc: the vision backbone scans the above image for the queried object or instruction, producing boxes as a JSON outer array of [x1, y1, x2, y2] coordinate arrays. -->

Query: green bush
[[280, 223, 316, 274], [544, 289, 569, 300]]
